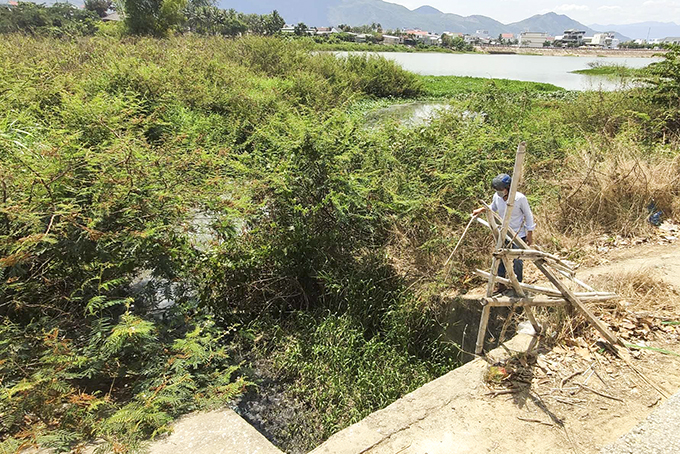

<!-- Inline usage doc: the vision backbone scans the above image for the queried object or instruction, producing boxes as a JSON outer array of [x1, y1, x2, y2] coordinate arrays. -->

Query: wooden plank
[[475, 304, 491, 355], [485, 209, 502, 297], [501, 256, 526, 297], [534, 259, 622, 347], [482, 297, 570, 307], [524, 306, 541, 333], [474, 269, 619, 301]]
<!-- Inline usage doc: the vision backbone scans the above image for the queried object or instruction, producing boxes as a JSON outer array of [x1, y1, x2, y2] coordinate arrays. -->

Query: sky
[[386, 0, 680, 25]]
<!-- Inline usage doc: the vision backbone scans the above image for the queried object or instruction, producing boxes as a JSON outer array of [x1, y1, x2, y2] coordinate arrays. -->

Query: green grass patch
[[571, 63, 648, 77], [418, 75, 565, 97]]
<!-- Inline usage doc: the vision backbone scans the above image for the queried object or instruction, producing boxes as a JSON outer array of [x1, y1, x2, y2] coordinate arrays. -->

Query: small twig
[[486, 388, 522, 397], [444, 213, 480, 277], [575, 383, 624, 402], [560, 370, 584, 389], [517, 416, 554, 426], [592, 368, 609, 388], [44, 214, 56, 236], [552, 396, 585, 406], [582, 367, 595, 385], [395, 443, 412, 454]]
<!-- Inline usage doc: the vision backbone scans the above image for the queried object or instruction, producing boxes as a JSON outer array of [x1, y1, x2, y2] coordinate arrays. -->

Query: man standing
[[472, 173, 535, 288]]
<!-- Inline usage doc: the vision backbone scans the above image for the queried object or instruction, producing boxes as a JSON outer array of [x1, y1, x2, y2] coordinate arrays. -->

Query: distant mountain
[[588, 21, 680, 40], [412, 6, 443, 15], [218, 0, 631, 39]]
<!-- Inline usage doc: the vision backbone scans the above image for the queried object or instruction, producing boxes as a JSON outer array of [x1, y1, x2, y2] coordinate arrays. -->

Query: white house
[[518, 31, 550, 48], [662, 37, 680, 44], [382, 35, 401, 45], [588, 32, 618, 49]]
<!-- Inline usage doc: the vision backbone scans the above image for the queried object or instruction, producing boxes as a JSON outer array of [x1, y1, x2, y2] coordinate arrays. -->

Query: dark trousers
[[498, 237, 526, 283]]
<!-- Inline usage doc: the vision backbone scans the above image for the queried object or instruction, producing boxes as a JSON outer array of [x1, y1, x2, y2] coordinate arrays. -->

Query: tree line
[[0, 0, 285, 37]]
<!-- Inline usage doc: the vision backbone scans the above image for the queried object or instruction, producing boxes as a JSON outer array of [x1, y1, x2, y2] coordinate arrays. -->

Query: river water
[[338, 52, 660, 91]]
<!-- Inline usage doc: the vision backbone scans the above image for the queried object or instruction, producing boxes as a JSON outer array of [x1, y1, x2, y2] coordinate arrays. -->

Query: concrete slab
[[149, 409, 284, 454]]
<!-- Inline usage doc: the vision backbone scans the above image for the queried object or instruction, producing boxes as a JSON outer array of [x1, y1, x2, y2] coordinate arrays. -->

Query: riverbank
[[476, 45, 666, 58]]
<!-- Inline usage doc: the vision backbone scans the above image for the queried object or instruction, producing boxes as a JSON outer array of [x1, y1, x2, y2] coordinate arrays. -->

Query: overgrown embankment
[[1, 36, 679, 453]]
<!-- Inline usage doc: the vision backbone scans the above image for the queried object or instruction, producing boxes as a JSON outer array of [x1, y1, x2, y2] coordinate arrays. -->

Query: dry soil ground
[[472, 232, 680, 454]]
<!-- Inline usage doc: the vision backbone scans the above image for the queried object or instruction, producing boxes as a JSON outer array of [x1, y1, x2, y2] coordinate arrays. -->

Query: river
[[337, 52, 660, 91]]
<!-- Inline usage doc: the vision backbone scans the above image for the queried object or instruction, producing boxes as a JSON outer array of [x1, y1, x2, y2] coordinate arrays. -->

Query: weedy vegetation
[[1, 33, 679, 453]]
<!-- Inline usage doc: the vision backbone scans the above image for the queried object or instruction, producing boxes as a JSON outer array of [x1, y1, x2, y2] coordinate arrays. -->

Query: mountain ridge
[[219, 0, 630, 40]]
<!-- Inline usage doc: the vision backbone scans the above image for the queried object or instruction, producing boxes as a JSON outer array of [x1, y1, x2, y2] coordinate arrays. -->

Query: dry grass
[[538, 268, 679, 345], [541, 144, 680, 240], [590, 269, 680, 317]]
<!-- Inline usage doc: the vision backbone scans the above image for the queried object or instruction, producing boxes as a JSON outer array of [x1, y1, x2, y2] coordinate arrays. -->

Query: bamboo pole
[[482, 296, 570, 307], [496, 142, 525, 251], [475, 304, 491, 355], [473, 269, 617, 299], [480, 295, 616, 306], [534, 259, 622, 347]]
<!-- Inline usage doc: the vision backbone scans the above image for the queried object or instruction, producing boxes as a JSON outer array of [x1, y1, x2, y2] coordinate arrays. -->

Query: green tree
[[124, 0, 187, 36], [646, 45, 680, 132], [0, 2, 98, 36], [263, 9, 284, 35], [85, 0, 112, 17], [294, 21, 307, 36]]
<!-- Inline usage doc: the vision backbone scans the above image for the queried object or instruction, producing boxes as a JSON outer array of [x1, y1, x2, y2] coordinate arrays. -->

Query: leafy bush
[[0, 2, 99, 36]]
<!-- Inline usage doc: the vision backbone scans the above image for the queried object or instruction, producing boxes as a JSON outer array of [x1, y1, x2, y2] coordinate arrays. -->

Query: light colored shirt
[[490, 191, 536, 239]]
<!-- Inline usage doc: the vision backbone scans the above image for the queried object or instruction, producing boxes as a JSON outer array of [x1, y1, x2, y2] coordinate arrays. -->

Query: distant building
[[661, 37, 680, 44], [102, 12, 121, 22], [518, 31, 551, 48], [587, 32, 618, 49], [404, 29, 439, 46], [475, 30, 490, 40], [501, 33, 514, 40], [315, 27, 333, 35], [559, 29, 586, 47], [382, 35, 401, 45]]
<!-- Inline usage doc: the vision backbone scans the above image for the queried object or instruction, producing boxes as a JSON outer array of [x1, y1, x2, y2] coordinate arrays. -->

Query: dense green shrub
[[0, 2, 99, 36]]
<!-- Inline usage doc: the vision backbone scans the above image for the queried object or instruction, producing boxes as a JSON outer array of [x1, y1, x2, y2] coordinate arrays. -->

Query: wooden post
[[485, 210, 501, 297], [475, 304, 491, 355], [496, 142, 526, 250]]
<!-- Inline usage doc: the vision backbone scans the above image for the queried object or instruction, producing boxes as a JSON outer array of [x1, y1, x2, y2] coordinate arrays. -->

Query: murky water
[[364, 101, 454, 127], [337, 52, 659, 91]]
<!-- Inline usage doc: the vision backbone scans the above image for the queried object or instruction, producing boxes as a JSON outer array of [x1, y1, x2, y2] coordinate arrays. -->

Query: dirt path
[[581, 242, 680, 285]]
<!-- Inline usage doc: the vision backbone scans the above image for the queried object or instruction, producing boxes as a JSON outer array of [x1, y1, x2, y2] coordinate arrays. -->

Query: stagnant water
[[364, 101, 454, 127]]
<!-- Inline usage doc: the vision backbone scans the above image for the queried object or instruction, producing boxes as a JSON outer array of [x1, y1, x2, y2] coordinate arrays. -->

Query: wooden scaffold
[[471, 142, 624, 355]]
